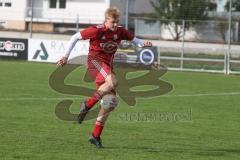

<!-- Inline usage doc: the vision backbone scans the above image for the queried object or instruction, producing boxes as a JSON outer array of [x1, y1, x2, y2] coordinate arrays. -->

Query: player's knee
[[108, 80, 117, 90], [112, 78, 118, 88], [106, 75, 118, 90], [107, 81, 117, 92]]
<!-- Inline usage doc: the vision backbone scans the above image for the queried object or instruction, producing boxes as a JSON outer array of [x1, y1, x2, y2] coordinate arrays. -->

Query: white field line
[[161, 92, 240, 97], [0, 97, 83, 101], [0, 92, 240, 101]]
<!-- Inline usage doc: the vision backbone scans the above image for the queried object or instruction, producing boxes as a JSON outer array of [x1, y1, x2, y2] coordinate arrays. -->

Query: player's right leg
[[77, 73, 117, 124], [77, 101, 90, 124], [77, 59, 117, 124]]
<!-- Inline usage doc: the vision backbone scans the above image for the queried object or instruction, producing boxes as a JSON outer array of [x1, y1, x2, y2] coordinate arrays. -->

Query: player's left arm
[[120, 27, 152, 48], [131, 37, 152, 48]]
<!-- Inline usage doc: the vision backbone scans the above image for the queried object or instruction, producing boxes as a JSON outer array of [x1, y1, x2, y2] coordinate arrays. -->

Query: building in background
[[0, 0, 111, 32], [0, 0, 238, 42], [0, 0, 153, 32], [0, 0, 28, 30]]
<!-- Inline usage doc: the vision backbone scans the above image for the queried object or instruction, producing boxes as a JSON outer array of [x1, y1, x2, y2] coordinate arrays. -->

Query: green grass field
[[0, 60, 240, 160]]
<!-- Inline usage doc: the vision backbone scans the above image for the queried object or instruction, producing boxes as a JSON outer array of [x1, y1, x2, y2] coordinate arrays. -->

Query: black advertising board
[[137, 47, 158, 65], [0, 38, 28, 60]]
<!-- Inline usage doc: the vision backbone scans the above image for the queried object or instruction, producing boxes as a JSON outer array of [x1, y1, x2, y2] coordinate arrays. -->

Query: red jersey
[[80, 24, 134, 64]]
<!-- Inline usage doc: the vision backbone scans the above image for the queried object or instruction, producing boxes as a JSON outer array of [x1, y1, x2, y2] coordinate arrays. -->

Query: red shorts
[[87, 57, 113, 88]]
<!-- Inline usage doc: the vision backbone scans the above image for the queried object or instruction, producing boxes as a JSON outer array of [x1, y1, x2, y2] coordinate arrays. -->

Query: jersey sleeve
[[120, 27, 134, 41], [80, 26, 98, 40]]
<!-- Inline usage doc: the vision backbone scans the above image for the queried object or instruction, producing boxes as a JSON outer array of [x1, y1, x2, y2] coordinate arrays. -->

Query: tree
[[225, 0, 240, 11], [215, 20, 228, 42], [218, 0, 240, 43], [150, 0, 214, 40]]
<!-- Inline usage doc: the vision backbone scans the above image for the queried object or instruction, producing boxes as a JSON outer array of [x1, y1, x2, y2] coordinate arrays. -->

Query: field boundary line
[[0, 92, 240, 101]]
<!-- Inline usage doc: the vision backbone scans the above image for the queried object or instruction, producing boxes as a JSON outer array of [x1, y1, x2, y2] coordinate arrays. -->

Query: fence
[[133, 17, 240, 74], [131, 0, 240, 75]]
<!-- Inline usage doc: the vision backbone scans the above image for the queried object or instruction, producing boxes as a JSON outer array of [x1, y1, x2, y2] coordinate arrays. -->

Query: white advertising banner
[[28, 39, 89, 63]]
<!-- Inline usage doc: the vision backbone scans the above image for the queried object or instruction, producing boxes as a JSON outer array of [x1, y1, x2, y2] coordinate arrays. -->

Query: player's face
[[105, 17, 119, 31]]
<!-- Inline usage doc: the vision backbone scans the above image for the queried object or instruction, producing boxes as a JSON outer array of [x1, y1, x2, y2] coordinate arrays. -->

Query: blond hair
[[105, 7, 120, 20]]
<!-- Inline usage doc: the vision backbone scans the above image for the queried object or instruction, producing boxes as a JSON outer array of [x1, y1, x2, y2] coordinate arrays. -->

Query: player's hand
[[143, 41, 152, 47], [57, 56, 68, 67]]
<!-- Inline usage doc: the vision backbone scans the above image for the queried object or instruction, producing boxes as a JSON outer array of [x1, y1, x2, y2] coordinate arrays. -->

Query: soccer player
[[57, 7, 152, 148]]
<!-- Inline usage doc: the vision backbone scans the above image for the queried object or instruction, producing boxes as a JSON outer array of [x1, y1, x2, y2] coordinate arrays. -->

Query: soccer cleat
[[88, 135, 103, 148], [77, 102, 89, 124]]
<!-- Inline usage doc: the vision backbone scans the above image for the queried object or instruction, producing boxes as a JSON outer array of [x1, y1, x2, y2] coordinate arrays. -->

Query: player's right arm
[[57, 32, 82, 66], [57, 26, 98, 66]]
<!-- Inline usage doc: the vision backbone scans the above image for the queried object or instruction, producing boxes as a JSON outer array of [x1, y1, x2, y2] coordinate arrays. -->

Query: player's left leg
[[89, 103, 116, 148]]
